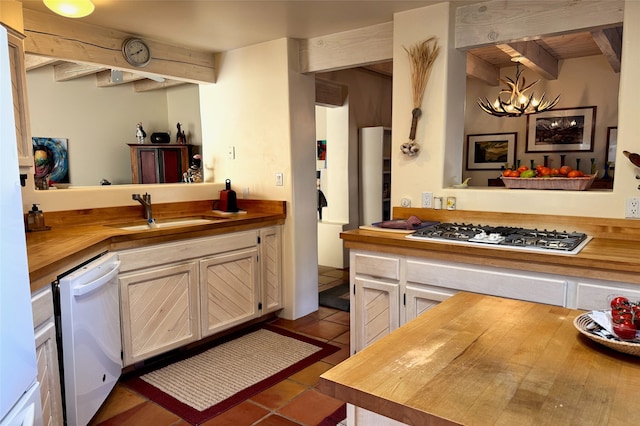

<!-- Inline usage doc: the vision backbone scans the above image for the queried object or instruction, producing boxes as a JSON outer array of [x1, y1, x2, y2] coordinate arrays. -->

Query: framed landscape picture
[[526, 106, 596, 153], [466, 133, 516, 170]]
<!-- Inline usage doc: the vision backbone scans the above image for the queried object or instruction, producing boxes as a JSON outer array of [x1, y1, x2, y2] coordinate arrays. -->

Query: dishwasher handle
[[72, 261, 121, 297]]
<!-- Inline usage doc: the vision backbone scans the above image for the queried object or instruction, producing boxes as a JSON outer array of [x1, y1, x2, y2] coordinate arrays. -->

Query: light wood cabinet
[[575, 278, 640, 311], [200, 248, 259, 337], [259, 226, 282, 314], [353, 276, 399, 352], [350, 252, 400, 353], [31, 286, 63, 426], [350, 249, 570, 353], [120, 262, 200, 366], [118, 226, 282, 365], [359, 127, 392, 224], [5, 26, 32, 170]]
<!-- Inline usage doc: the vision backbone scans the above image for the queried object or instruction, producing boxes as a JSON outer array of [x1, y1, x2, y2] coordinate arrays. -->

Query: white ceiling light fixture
[[43, 0, 95, 18]]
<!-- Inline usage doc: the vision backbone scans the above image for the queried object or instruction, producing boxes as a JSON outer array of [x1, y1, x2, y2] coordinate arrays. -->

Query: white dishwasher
[[54, 252, 121, 426]]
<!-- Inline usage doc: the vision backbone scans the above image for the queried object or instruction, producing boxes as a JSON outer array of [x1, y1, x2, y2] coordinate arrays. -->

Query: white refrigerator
[[0, 24, 43, 426]]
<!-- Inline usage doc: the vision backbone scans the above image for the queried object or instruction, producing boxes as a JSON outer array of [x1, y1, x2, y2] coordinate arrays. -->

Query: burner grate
[[411, 223, 588, 253]]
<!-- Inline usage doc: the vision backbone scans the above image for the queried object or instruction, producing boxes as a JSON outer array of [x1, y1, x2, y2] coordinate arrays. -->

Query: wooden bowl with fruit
[[574, 296, 640, 357], [501, 165, 597, 190]]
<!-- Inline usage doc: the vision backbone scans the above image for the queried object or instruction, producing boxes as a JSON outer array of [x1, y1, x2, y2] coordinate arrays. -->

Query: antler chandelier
[[477, 58, 560, 118]]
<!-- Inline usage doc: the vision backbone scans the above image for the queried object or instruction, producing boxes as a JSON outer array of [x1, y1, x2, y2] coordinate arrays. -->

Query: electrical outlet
[[421, 192, 433, 208], [227, 146, 235, 160], [626, 197, 640, 218]]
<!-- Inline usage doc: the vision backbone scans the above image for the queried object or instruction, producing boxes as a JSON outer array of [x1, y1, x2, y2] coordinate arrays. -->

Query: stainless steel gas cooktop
[[406, 222, 592, 255]]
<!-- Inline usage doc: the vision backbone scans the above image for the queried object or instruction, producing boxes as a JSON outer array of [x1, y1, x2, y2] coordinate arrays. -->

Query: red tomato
[[535, 164, 544, 172], [511, 170, 520, 177], [610, 296, 630, 309], [613, 321, 637, 340], [559, 165, 572, 176], [612, 309, 632, 324], [517, 166, 529, 173], [502, 169, 513, 177], [632, 305, 640, 328], [550, 168, 560, 176], [538, 167, 552, 177], [567, 170, 584, 177]]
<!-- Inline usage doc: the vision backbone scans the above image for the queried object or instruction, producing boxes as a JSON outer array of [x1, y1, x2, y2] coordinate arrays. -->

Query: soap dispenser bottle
[[26, 203, 46, 232]]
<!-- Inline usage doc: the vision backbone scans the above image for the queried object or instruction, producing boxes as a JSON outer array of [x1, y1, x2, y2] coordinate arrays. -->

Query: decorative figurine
[[136, 122, 147, 143], [183, 154, 202, 183], [176, 122, 187, 145]]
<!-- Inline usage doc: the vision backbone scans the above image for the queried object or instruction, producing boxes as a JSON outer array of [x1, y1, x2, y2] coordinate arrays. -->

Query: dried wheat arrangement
[[400, 37, 440, 157]]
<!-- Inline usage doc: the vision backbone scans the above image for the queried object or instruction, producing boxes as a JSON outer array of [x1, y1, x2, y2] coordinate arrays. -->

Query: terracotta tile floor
[[90, 267, 350, 426]]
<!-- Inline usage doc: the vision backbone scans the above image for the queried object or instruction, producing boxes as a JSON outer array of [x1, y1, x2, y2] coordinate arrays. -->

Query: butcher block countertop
[[342, 208, 640, 286], [318, 292, 640, 426], [26, 199, 285, 293]]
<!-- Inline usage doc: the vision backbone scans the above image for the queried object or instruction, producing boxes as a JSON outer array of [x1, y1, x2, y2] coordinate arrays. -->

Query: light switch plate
[[626, 197, 640, 218], [421, 192, 433, 208], [275, 173, 283, 186]]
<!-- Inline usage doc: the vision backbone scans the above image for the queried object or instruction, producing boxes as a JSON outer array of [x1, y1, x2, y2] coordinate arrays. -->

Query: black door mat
[[319, 283, 350, 312]]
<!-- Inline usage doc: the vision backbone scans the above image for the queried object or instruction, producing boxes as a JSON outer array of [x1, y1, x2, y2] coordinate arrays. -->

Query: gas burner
[[409, 222, 590, 254]]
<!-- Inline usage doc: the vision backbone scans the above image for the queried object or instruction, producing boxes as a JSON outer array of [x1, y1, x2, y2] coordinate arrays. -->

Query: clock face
[[122, 38, 151, 67]]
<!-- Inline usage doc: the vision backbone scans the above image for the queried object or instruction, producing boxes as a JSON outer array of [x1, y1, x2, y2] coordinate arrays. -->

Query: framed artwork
[[606, 127, 617, 163], [32, 137, 70, 183], [466, 133, 516, 170], [317, 140, 326, 160], [526, 106, 596, 153]]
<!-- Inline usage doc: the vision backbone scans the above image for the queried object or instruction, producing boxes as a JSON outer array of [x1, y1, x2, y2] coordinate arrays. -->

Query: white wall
[[167, 84, 203, 156], [199, 38, 317, 320], [391, 1, 636, 219], [316, 104, 350, 268], [465, 55, 619, 185]]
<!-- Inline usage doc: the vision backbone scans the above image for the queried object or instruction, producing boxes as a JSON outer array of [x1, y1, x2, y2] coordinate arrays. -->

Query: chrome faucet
[[132, 193, 153, 220]]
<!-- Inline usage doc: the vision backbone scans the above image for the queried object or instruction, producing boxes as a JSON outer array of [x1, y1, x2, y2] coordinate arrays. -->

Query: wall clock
[[122, 38, 151, 67]]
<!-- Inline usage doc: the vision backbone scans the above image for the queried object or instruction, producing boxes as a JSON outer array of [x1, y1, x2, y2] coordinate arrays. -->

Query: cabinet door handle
[[73, 261, 121, 297]]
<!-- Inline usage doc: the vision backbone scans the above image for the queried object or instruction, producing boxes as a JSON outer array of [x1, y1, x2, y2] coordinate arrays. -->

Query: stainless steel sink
[[109, 217, 227, 231]]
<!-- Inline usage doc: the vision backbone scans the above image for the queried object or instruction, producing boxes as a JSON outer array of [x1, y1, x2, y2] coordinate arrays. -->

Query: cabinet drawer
[[406, 258, 567, 306], [119, 230, 258, 272], [353, 253, 400, 281], [576, 280, 640, 311]]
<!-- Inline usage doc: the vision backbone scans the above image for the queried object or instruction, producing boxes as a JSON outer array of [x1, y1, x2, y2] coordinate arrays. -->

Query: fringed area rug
[[319, 284, 350, 312], [122, 325, 339, 425]]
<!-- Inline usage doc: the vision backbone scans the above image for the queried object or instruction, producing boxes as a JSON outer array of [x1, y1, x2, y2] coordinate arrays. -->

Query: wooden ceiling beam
[[496, 41, 558, 80], [53, 62, 106, 81], [455, 0, 624, 50], [466, 53, 499, 86], [362, 61, 393, 77], [24, 54, 58, 71], [591, 27, 622, 73], [299, 22, 392, 74], [133, 79, 188, 93], [23, 8, 216, 84], [315, 78, 346, 107]]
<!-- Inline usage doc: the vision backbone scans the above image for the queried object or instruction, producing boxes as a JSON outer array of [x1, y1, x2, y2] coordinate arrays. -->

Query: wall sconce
[[43, 0, 95, 18], [477, 57, 560, 118]]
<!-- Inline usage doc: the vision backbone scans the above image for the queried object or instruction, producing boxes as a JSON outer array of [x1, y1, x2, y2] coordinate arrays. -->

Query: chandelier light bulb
[[43, 0, 95, 18], [477, 62, 560, 118]]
